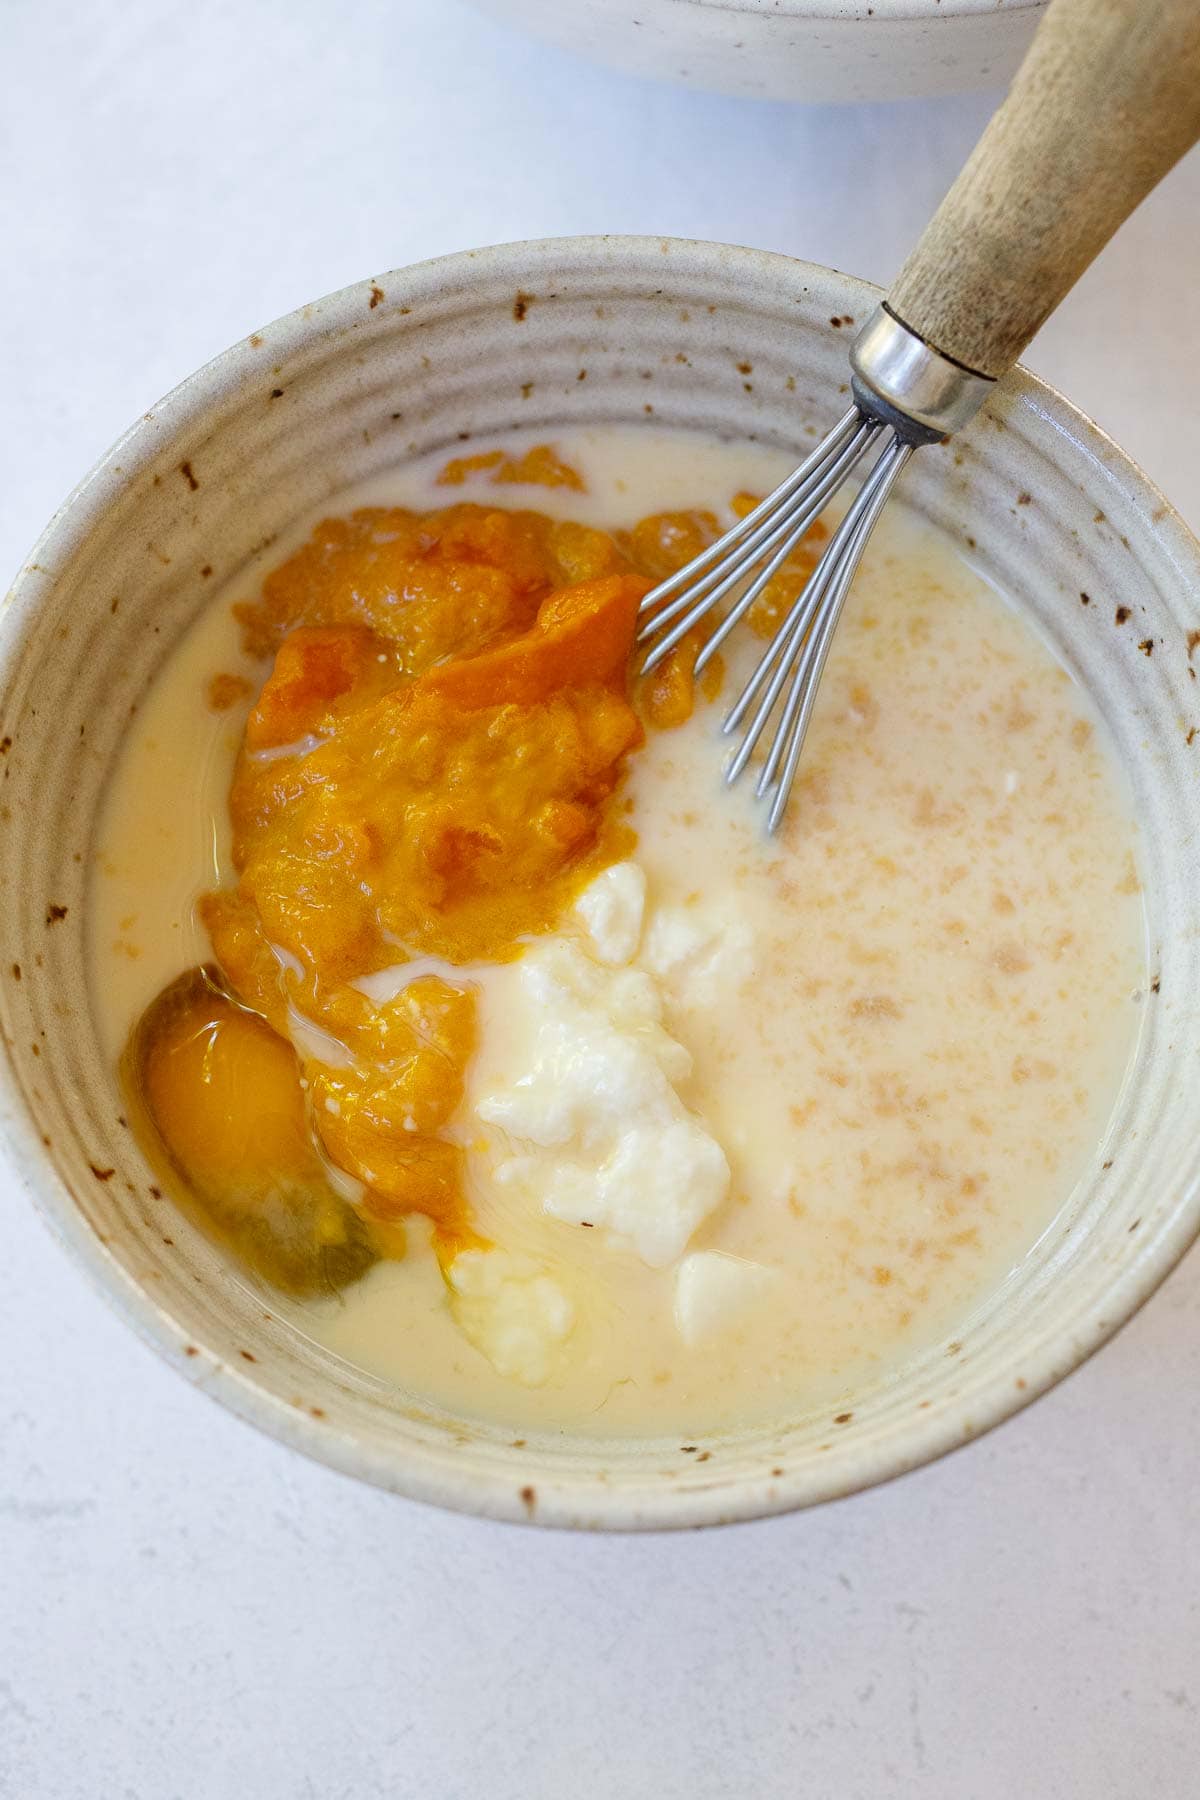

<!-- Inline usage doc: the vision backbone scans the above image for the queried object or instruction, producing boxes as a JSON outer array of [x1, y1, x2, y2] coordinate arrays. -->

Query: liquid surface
[[89, 426, 1145, 1435]]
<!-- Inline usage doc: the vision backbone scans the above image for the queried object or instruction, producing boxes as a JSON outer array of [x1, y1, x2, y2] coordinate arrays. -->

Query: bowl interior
[[2, 238, 1198, 1527]]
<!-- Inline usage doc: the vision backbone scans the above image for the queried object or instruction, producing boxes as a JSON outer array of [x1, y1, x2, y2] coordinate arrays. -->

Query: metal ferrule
[[850, 305, 995, 442]]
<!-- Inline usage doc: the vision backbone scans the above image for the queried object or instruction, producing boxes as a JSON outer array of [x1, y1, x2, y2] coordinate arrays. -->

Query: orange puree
[[176, 481, 644, 1262], [436, 443, 586, 492], [128, 455, 789, 1291]]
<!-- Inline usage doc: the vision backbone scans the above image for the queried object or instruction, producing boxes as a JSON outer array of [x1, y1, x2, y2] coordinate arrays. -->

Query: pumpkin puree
[[129, 448, 824, 1292]]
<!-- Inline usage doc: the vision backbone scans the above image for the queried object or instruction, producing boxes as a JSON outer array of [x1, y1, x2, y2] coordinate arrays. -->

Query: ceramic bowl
[[3, 237, 1198, 1529], [468, 0, 1047, 103]]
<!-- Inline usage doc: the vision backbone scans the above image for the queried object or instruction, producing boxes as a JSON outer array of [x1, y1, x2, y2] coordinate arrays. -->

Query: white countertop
[[3, 3, 1199, 1794]]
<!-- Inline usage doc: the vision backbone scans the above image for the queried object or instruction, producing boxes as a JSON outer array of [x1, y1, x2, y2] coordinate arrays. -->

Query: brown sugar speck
[[1079, 590, 1091, 605], [89, 1163, 115, 1182], [833, 1411, 853, 1425], [1116, 853, 1140, 895], [849, 994, 902, 1021], [9, 963, 19, 980], [1012, 1055, 1057, 1084], [519, 1485, 536, 1514], [1017, 491, 1032, 506], [992, 942, 1031, 975], [149, 1185, 163, 1199], [309, 1406, 326, 1419], [185, 1344, 199, 1357], [200, 564, 213, 579], [1115, 605, 1131, 625], [207, 672, 253, 713], [736, 361, 753, 374], [1187, 629, 1200, 661], [369, 284, 385, 309], [1187, 727, 1197, 746], [513, 291, 532, 322], [1138, 638, 1154, 656], [45, 903, 68, 924], [179, 461, 199, 492], [270, 388, 284, 400], [239, 1349, 257, 1362]]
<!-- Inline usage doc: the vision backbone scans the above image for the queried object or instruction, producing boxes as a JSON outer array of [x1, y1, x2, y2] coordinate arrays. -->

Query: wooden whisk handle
[[887, 0, 1200, 381]]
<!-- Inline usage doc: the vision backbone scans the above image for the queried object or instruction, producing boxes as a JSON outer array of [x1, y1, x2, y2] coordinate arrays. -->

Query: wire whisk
[[634, 0, 1200, 831], [637, 403, 916, 833]]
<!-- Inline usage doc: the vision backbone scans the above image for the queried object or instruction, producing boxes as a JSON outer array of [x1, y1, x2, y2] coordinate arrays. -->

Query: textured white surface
[[2, 1, 1199, 1794]]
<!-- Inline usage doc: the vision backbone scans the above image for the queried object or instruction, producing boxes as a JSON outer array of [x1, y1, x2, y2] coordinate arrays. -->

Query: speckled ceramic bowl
[[468, 0, 1046, 103], [3, 238, 1198, 1529]]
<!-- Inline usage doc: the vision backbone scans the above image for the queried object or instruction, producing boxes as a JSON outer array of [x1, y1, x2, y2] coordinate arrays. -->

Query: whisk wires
[[636, 407, 916, 833]]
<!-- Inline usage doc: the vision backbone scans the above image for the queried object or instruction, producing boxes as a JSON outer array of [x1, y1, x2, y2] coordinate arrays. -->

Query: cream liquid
[[89, 426, 1146, 1435]]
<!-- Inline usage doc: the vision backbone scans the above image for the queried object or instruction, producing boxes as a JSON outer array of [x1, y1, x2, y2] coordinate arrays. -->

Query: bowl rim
[[687, 0, 1045, 19], [6, 233, 1200, 1530]]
